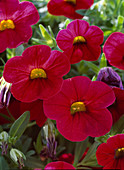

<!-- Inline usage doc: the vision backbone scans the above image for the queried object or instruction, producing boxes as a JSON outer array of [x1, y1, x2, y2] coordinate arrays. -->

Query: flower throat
[[64, 0, 76, 5], [115, 147, 124, 159], [0, 20, 15, 31]]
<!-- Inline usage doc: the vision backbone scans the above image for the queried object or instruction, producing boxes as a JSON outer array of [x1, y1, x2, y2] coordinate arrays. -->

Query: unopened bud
[[0, 131, 9, 155], [0, 77, 11, 108], [97, 67, 123, 89], [10, 148, 26, 169]]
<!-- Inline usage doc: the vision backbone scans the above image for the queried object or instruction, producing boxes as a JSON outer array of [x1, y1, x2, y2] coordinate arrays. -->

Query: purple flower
[[97, 67, 123, 89]]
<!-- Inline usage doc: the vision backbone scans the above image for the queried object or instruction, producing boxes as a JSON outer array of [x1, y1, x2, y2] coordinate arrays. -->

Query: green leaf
[[39, 24, 55, 47], [34, 130, 42, 154], [83, 61, 99, 74], [9, 111, 30, 140], [24, 157, 44, 169], [73, 137, 89, 167], [78, 142, 100, 167], [0, 156, 9, 170], [64, 19, 70, 28], [15, 45, 24, 56], [26, 150, 35, 157], [120, 0, 124, 16], [99, 53, 107, 68], [116, 15, 124, 30], [110, 115, 124, 135]]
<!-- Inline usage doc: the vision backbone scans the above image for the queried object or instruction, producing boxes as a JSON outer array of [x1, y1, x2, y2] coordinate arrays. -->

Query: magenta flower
[[103, 32, 124, 70], [3, 45, 70, 102], [108, 87, 124, 124], [44, 76, 115, 142], [56, 19, 104, 64], [47, 0, 94, 19], [96, 134, 124, 169], [0, 0, 39, 53], [45, 161, 75, 170]]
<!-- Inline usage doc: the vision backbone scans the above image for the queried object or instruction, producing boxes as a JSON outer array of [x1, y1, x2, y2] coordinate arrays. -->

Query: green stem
[[6, 108, 15, 122], [27, 121, 36, 128], [0, 112, 12, 122]]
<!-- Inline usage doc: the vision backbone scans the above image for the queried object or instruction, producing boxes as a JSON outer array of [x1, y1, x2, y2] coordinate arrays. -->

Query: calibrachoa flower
[[0, 97, 47, 127], [97, 67, 123, 90], [103, 32, 124, 70], [96, 134, 124, 170], [45, 161, 76, 170], [108, 87, 124, 124], [44, 76, 115, 142], [47, 0, 94, 19], [3, 45, 70, 102], [0, 0, 39, 53], [56, 20, 104, 64], [59, 153, 74, 164]]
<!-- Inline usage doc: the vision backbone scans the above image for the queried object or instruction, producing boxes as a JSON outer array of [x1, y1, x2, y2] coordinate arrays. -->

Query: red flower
[[3, 45, 70, 102], [0, 0, 39, 53], [56, 19, 103, 64], [103, 32, 124, 70], [43, 76, 115, 142], [0, 97, 47, 127], [96, 134, 124, 170], [45, 161, 75, 169], [59, 153, 74, 164], [108, 87, 124, 124], [47, 0, 94, 19]]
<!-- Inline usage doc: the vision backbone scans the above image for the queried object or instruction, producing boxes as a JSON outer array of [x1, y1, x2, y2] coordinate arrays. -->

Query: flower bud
[[10, 148, 26, 169], [97, 67, 123, 89], [41, 121, 57, 160], [0, 131, 9, 155], [0, 77, 11, 108]]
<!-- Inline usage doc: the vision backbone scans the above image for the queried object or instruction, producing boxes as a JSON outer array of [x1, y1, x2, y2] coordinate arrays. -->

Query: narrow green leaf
[[73, 137, 89, 167], [15, 45, 24, 56], [0, 156, 9, 170], [39, 24, 51, 40], [64, 19, 70, 28], [39, 24, 55, 47], [78, 142, 100, 167], [117, 15, 124, 30], [34, 130, 42, 154], [24, 157, 44, 169], [100, 53, 107, 68], [110, 115, 124, 135], [120, 0, 124, 16], [84, 61, 99, 74], [9, 111, 30, 140]]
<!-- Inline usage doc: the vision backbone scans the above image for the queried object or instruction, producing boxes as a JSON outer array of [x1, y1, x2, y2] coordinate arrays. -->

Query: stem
[[6, 108, 15, 122], [0, 112, 12, 122], [27, 121, 36, 128]]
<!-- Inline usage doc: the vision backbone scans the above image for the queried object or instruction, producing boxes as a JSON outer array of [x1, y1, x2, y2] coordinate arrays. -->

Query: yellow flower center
[[0, 20, 15, 31], [73, 36, 86, 45], [64, 0, 76, 5], [115, 147, 124, 159], [70, 101, 86, 115], [30, 68, 47, 80]]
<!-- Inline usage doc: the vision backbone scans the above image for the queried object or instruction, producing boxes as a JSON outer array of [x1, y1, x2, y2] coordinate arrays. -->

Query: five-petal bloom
[[0, 0, 39, 53], [47, 0, 94, 19], [44, 76, 115, 142], [3, 45, 70, 102], [96, 134, 124, 170], [45, 161, 75, 170], [56, 20, 104, 64], [103, 32, 124, 70]]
